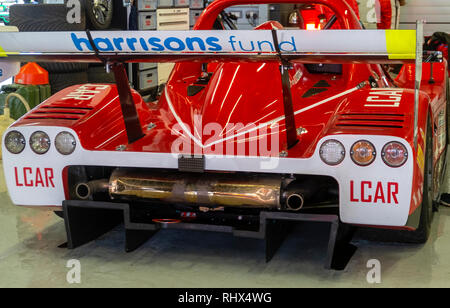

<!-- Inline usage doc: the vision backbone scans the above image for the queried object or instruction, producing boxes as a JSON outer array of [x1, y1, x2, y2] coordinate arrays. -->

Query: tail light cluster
[[320, 139, 408, 167], [5, 130, 76, 155], [381, 142, 408, 167]]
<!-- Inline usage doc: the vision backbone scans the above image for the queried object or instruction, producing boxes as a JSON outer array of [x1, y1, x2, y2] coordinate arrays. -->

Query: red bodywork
[[376, 0, 393, 29], [10, 0, 449, 229]]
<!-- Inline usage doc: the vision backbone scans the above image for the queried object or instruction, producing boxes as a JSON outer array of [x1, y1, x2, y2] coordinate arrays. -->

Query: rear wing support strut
[[111, 63, 145, 144], [271, 29, 299, 149], [85, 29, 144, 144]]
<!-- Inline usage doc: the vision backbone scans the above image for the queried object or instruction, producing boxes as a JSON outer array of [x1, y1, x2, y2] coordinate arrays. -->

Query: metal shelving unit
[[134, 0, 202, 101]]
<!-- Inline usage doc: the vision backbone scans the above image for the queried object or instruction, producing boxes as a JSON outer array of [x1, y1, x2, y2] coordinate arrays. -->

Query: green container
[[0, 83, 51, 120]]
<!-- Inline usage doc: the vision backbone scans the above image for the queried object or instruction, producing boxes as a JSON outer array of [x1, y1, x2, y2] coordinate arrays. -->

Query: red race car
[[0, 0, 447, 268]]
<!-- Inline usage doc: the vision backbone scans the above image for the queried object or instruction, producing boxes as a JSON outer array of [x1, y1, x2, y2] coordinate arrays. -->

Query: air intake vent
[[25, 106, 93, 121], [336, 113, 405, 129]]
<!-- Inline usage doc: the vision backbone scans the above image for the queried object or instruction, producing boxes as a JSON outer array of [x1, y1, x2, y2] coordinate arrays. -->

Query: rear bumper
[[3, 125, 414, 227]]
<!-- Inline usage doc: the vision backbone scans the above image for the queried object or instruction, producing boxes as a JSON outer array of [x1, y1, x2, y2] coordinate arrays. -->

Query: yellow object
[[385, 30, 417, 60], [0, 45, 7, 57], [417, 145, 425, 174], [0, 93, 30, 160]]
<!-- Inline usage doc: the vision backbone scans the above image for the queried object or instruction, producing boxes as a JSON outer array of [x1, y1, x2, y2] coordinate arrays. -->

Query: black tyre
[[9, 4, 88, 73], [49, 71, 89, 94], [85, 0, 113, 30]]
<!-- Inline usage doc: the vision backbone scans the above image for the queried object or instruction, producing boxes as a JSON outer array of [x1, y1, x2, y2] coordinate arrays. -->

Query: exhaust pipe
[[283, 177, 324, 211], [286, 193, 305, 211], [74, 169, 325, 211], [75, 179, 109, 200]]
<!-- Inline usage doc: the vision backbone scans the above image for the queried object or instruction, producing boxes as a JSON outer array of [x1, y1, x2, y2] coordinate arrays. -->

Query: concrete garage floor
[[0, 160, 450, 288]]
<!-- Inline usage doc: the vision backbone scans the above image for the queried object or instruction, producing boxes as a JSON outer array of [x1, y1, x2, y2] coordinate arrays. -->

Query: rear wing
[[0, 22, 435, 149], [0, 29, 422, 68]]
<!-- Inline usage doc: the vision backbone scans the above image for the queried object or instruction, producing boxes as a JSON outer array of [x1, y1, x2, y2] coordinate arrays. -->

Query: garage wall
[[399, 0, 450, 36]]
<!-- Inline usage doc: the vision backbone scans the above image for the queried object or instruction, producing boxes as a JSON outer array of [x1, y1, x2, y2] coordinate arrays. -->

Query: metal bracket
[[62, 201, 356, 270]]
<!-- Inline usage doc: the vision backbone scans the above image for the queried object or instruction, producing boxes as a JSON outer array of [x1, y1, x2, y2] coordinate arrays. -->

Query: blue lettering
[[69, 34, 228, 53], [164, 37, 185, 51], [148, 37, 164, 51], [228, 35, 237, 51], [257, 40, 274, 51], [94, 38, 114, 52], [186, 37, 206, 51], [238, 40, 255, 52], [71, 33, 93, 51], [113, 38, 125, 51], [279, 37, 297, 52], [126, 38, 138, 51], [206, 37, 222, 51], [139, 38, 149, 51]]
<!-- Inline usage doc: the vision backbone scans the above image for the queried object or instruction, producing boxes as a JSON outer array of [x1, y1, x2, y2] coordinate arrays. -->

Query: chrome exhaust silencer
[[74, 169, 325, 211], [108, 168, 283, 209]]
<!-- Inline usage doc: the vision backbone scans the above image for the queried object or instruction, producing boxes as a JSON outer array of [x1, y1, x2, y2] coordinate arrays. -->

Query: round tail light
[[350, 140, 376, 166], [30, 131, 51, 154], [55, 131, 76, 155], [382, 141, 408, 167], [4, 131, 25, 154], [319, 139, 345, 165]]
